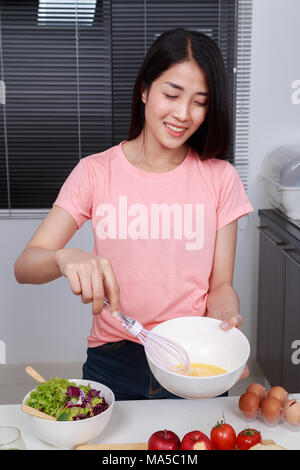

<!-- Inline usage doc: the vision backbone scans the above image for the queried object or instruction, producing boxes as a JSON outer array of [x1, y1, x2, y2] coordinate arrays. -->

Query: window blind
[[0, 0, 112, 211], [234, 0, 252, 191], [0, 0, 238, 214]]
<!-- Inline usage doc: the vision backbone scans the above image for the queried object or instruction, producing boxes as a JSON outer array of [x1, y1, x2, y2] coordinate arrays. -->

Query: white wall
[[1, 0, 299, 372], [1, 219, 94, 363]]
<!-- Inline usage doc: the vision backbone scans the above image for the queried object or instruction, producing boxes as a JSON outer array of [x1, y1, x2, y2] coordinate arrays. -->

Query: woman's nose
[[172, 101, 190, 121]]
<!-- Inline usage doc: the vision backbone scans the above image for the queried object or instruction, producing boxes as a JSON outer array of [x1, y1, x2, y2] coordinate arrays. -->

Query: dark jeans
[[82, 340, 228, 401]]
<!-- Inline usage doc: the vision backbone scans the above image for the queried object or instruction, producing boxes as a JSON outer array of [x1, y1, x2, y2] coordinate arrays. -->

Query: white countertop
[[1, 395, 300, 450]]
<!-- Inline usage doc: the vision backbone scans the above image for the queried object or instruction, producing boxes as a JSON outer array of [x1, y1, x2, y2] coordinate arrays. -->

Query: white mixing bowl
[[22, 379, 114, 449], [145, 316, 250, 399]]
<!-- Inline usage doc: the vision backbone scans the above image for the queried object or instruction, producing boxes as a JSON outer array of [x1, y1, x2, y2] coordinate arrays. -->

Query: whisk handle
[[125, 319, 143, 338], [103, 297, 143, 338]]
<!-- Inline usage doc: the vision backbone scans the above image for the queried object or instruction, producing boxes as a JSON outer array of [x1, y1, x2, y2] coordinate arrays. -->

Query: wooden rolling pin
[[76, 442, 148, 450]]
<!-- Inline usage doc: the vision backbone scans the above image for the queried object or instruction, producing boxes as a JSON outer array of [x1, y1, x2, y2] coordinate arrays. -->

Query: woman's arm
[[206, 219, 242, 329], [14, 205, 78, 284], [206, 219, 249, 379], [14, 205, 120, 316]]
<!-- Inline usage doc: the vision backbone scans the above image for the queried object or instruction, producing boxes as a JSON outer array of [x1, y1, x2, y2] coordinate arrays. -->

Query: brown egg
[[246, 383, 267, 403], [239, 392, 260, 419], [267, 386, 288, 405], [261, 396, 282, 423], [283, 399, 300, 426]]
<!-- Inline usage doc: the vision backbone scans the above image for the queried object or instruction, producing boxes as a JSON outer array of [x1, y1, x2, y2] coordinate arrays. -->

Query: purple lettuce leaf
[[72, 414, 86, 421], [66, 386, 80, 398]]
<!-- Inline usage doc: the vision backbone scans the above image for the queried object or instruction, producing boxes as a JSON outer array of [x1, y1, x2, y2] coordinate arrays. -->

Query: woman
[[14, 28, 253, 400]]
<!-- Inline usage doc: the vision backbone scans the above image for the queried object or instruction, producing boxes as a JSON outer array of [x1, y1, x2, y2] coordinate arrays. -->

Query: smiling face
[[141, 61, 209, 154]]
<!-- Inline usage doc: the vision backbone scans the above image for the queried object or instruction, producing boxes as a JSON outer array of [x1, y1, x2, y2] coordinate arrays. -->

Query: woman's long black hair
[[128, 28, 231, 160]]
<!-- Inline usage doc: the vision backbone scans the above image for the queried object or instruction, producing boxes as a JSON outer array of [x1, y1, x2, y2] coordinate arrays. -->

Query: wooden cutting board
[[76, 442, 148, 450], [76, 439, 285, 450]]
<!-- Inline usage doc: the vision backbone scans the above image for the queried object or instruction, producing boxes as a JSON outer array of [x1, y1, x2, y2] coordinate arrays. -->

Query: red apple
[[180, 430, 212, 450], [148, 429, 181, 450]]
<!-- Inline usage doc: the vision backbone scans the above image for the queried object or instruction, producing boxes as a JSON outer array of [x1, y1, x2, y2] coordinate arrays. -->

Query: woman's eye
[[164, 93, 207, 107]]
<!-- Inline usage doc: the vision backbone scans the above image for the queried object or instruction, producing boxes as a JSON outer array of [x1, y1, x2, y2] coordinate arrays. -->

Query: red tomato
[[210, 418, 237, 450], [236, 428, 262, 450]]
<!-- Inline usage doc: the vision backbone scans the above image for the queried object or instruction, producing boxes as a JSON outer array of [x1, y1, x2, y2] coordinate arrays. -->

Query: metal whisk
[[103, 298, 190, 372]]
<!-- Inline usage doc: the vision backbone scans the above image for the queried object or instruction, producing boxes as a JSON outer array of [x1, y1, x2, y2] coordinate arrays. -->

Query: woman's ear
[[141, 85, 147, 104]]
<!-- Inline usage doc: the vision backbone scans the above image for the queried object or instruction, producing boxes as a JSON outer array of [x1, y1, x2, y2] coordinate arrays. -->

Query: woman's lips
[[164, 122, 187, 137]]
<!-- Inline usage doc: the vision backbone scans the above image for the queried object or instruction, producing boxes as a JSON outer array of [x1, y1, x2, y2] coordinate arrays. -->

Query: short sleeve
[[53, 158, 92, 229], [216, 161, 253, 230]]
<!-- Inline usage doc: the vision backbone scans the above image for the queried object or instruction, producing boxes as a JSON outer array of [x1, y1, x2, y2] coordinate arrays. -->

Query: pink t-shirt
[[54, 142, 253, 347]]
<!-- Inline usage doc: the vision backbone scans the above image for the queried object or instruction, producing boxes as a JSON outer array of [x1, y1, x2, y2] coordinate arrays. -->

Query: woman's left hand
[[220, 312, 242, 330], [207, 311, 249, 380], [206, 311, 242, 330]]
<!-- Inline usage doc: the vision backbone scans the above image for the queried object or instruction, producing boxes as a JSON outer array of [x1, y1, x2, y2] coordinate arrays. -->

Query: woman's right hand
[[55, 248, 120, 316]]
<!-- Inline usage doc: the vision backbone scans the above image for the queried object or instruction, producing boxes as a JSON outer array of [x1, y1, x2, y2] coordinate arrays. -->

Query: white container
[[145, 316, 250, 399], [261, 145, 300, 220], [22, 379, 115, 449]]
